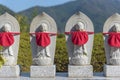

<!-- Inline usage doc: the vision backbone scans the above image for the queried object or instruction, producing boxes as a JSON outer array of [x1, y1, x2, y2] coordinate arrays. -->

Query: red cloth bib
[[35, 32, 50, 47], [0, 32, 14, 47], [71, 31, 88, 45], [108, 33, 120, 47]]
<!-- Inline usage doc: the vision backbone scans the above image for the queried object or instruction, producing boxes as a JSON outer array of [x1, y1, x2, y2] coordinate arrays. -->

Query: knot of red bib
[[108, 32, 120, 47], [71, 31, 88, 45], [35, 32, 50, 47], [0, 32, 14, 47]]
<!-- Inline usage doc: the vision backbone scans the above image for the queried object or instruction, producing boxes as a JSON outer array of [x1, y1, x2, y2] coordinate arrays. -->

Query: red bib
[[71, 31, 88, 45], [108, 33, 120, 47], [36, 32, 50, 47], [0, 32, 14, 47]]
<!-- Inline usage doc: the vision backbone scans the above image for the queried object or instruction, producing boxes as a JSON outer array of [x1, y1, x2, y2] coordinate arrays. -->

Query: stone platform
[[1, 72, 120, 80], [30, 65, 56, 78], [104, 64, 120, 77], [0, 65, 20, 78], [68, 65, 93, 78]]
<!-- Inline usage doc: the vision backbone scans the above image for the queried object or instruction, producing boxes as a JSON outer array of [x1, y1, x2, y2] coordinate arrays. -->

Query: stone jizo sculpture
[[103, 23, 120, 65], [103, 13, 120, 77], [0, 23, 20, 66], [0, 12, 20, 77], [65, 12, 94, 77], [30, 23, 56, 66], [65, 22, 94, 65], [30, 12, 57, 78]]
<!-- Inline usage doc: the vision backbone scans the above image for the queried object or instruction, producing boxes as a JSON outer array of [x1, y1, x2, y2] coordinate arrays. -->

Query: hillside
[[0, 0, 120, 32], [18, 0, 120, 33], [0, 4, 15, 16]]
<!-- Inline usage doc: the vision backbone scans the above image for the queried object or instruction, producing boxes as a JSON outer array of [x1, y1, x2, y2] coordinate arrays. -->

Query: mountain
[[0, 0, 117, 33], [0, 4, 15, 16], [18, 0, 120, 33]]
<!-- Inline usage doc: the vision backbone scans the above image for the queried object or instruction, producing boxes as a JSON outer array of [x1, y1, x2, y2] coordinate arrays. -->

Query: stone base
[[30, 65, 56, 78], [104, 64, 120, 77], [0, 65, 20, 78], [68, 65, 93, 78]]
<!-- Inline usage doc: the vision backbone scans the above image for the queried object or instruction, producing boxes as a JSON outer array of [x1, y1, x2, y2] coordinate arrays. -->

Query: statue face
[[113, 23, 120, 32], [75, 22, 85, 31], [2, 23, 11, 32], [39, 23, 48, 32]]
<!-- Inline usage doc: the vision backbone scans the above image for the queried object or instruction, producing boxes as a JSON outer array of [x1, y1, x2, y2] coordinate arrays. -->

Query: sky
[[0, 0, 73, 12]]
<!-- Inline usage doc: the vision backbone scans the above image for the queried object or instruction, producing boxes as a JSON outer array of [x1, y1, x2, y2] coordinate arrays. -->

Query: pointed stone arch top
[[65, 11, 94, 32], [65, 11, 94, 64], [30, 12, 57, 33], [0, 12, 20, 32], [0, 12, 20, 65], [103, 13, 120, 32]]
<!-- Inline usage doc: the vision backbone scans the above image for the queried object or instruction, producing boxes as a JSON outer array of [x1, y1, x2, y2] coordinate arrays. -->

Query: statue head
[[112, 23, 120, 32], [75, 22, 85, 31], [39, 23, 48, 32], [2, 23, 11, 32]]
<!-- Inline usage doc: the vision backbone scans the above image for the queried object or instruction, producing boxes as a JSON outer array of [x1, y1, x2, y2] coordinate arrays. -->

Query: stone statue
[[1, 23, 15, 66], [0, 23, 20, 66], [65, 21, 94, 65], [103, 13, 120, 77], [0, 12, 20, 77], [0, 13, 20, 66], [65, 11, 94, 77], [30, 23, 56, 65], [30, 12, 57, 66], [103, 23, 120, 65]]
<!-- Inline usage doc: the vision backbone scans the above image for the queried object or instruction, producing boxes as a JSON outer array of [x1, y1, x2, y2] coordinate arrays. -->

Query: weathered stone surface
[[0, 65, 20, 77], [1, 72, 120, 80], [65, 11, 94, 65], [103, 13, 120, 65], [0, 13, 20, 65], [104, 64, 120, 77], [30, 12, 57, 66], [68, 65, 93, 78], [30, 65, 56, 78]]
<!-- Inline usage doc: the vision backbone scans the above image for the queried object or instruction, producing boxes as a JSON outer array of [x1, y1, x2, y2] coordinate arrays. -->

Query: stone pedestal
[[0, 65, 20, 77], [104, 64, 120, 77], [30, 65, 56, 78], [68, 65, 93, 78]]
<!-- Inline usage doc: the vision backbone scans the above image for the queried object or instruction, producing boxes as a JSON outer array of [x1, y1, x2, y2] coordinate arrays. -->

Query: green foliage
[[0, 55, 6, 68], [17, 33, 32, 72], [15, 15, 29, 32], [91, 33, 105, 72], [55, 34, 68, 72]]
